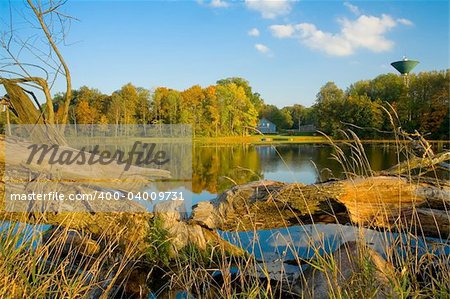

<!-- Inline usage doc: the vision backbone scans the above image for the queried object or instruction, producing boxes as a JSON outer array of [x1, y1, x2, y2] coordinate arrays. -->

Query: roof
[[259, 118, 275, 125]]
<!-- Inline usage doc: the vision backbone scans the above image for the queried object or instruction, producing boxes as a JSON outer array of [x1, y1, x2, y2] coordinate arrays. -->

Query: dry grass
[[159, 117, 449, 298], [0, 214, 142, 298], [0, 110, 449, 298]]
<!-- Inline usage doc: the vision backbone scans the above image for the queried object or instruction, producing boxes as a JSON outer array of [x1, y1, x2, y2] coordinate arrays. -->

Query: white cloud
[[245, 0, 294, 19], [210, 0, 230, 8], [255, 43, 270, 54], [270, 24, 295, 38], [197, 0, 230, 8], [270, 14, 408, 56], [296, 23, 353, 56], [248, 28, 260, 37], [397, 18, 413, 26], [339, 14, 397, 52], [344, 2, 361, 15]]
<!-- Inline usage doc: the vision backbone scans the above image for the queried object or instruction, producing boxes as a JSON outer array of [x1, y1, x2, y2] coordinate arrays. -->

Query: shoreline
[[193, 135, 450, 145]]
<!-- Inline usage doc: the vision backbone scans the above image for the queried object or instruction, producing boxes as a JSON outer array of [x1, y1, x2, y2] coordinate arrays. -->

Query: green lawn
[[194, 135, 328, 144]]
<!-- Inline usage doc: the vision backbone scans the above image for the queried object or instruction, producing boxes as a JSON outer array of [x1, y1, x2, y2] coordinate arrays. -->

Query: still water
[[189, 143, 402, 205]]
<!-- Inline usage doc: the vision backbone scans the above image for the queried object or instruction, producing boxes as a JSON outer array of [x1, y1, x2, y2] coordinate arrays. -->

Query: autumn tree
[[180, 85, 205, 136], [217, 77, 264, 113], [76, 100, 98, 125], [202, 86, 220, 136]]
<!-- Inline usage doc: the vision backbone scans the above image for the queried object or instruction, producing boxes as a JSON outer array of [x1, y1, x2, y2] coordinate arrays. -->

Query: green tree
[[117, 83, 139, 124], [368, 73, 404, 103], [340, 95, 383, 138], [216, 83, 257, 135], [315, 82, 345, 135], [402, 70, 448, 132], [108, 93, 123, 126], [416, 70, 449, 138], [282, 104, 308, 129], [135, 87, 151, 125], [151, 87, 181, 124]]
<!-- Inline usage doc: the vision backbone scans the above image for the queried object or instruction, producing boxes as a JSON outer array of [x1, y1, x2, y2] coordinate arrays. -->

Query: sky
[[1, 0, 449, 107]]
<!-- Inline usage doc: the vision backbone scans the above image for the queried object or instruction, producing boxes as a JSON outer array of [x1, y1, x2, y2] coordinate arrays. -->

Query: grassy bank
[[194, 134, 450, 145], [194, 135, 328, 144]]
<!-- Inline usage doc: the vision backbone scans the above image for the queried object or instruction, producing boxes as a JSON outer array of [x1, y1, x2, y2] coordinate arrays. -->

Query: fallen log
[[381, 151, 450, 176], [190, 176, 450, 239]]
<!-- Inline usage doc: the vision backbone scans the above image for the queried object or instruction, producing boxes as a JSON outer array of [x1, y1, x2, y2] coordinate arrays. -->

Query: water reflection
[[221, 223, 450, 261], [67, 142, 434, 201], [0, 222, 50, 248], [192, 143, 401, 196], [192, 144, 262, 194], [68, 142, 442, 213], [219, 223, 450, 281]]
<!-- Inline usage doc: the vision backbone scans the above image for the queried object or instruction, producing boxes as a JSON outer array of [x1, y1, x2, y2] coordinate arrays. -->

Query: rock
[[153, 199, 245, 257], [293, 241, 397, 298], [189, 201, 218, 229], [153, 198, 187, 222]]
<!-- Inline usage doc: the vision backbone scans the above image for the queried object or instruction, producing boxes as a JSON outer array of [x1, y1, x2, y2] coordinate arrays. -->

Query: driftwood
[[1, 135, 449, 242], [190, 176, 450, 239], [381, 151, 450, 176]]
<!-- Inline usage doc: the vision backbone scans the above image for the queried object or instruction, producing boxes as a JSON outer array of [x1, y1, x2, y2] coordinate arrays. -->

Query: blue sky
[[1, 0, 449, 107]]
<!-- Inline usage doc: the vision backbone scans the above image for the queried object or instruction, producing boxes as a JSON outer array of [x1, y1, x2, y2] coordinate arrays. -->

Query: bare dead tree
[[0, 0, 76, 125]]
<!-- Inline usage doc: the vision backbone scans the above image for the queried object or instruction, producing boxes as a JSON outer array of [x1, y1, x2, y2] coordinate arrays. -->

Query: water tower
[[391, 56, 419, 87]]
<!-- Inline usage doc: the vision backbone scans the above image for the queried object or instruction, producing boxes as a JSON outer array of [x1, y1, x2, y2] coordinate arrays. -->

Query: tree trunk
[[1, 79, 65, 144], [190, 177, 450, 238], [27, 0, 72, 125]]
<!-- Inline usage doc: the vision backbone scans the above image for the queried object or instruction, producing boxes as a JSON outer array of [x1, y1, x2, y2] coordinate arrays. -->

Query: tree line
[[49, 77, 261, 137], [1, 70, 448, 139], [260, 69, 449, 139]]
